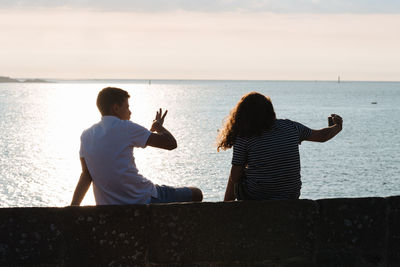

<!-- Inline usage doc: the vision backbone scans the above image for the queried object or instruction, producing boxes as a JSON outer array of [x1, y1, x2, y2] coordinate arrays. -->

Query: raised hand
[[330, 114, 343, 127], [150, 108, 168, 132]]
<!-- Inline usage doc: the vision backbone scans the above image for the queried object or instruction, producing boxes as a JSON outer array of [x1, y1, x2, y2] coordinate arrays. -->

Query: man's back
[[71, 87, 202, 206], [80, 116, 157, 204]]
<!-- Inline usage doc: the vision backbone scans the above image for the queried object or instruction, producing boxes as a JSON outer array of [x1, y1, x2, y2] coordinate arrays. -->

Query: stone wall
[[0, 196, 399, 266]]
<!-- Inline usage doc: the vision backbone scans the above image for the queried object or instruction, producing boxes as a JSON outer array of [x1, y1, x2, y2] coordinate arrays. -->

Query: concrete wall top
[[1, 196, 399, 267]]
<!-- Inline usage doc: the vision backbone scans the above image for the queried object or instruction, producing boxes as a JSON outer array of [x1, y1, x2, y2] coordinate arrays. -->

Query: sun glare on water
[[42, 83, 99, 206], [42, 82, 159, 206]]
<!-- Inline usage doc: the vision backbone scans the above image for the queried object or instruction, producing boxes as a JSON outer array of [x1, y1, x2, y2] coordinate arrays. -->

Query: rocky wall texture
[[0, 196, 399, 266]]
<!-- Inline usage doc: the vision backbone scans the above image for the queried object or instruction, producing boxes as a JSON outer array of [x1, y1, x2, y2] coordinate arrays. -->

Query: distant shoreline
[[32, 78, 400, 83], [49, 79, 400, 84], [0, 76, 53, 83], [1, 75, 400, 84]]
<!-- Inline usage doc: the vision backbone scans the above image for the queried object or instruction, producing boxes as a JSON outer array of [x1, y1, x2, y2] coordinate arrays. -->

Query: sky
[[0, 0, 400, 80]]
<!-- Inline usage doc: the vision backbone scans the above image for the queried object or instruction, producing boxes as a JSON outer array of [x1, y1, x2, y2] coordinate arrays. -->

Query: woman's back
[[218, 92, 342, 201], [232, 119, 311, 200]]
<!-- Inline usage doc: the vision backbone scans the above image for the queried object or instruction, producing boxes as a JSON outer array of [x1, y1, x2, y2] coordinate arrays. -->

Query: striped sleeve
[[232, 136, 247, 166], [292, 120, 312, 142]]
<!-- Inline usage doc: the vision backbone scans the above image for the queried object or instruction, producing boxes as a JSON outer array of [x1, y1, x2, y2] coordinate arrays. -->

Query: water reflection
[[0, 81, 400, 207]]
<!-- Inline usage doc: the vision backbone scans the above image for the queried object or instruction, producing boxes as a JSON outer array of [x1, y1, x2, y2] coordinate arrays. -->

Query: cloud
[[1, 0, 400, 14]]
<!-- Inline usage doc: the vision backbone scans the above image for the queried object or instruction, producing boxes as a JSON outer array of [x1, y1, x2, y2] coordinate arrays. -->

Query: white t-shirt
[[79, 116, 157, 205]]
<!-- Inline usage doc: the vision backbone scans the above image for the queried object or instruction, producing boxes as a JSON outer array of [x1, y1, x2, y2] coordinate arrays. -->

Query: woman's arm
[[306, 114, 343, 142], [224, 165, 244, 201]]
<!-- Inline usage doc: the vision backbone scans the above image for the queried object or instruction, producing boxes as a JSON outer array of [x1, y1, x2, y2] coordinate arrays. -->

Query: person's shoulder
[[122, 120, 147, 130], [277, 118, 311, 137], [277, 118, 305, 126], [277, 118, 293, 123], [122, 120, 151, 140], [275, 118, 294, 126], [273, 119, 302, 132], [80, 122, 102, 145], [81, 121, 100, 137], [102, 117, 143, 131]]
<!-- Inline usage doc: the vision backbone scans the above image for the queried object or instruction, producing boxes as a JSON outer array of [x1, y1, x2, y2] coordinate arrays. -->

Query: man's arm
[[224, 165, 244, 201], [305, 114, 343, 143], [146, 126, 177, 150], [71, 158, 92, 206], [145, 108, 177, 150]]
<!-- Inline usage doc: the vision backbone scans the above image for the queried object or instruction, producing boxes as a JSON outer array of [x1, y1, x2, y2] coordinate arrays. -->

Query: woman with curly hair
[[217, 92, 343, 201]]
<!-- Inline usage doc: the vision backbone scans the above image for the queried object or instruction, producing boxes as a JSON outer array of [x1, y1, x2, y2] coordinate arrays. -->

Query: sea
[[0, 80, 399, 207]]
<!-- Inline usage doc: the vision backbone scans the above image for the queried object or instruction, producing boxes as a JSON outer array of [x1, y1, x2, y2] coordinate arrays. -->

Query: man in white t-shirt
[[71, 87, 203, 205]]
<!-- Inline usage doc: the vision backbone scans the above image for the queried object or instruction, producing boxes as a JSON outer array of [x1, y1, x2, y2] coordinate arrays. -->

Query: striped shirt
[[232, 119, 312, 200]]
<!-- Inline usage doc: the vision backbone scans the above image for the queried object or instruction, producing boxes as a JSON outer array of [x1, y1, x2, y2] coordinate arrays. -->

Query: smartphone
[[328, 117, 334, 126]]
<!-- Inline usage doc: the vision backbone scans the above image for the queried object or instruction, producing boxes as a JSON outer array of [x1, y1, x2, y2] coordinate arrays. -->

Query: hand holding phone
[[328, 116, 334, 126], [328, 114, 343, 127]]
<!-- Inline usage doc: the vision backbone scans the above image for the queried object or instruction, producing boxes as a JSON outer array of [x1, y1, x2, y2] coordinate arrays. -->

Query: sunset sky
[[0, 0, 399, 80]]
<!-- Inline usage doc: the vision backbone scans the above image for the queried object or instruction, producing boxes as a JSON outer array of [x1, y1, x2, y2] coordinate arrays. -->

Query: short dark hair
[[96, 87, 130, 116]]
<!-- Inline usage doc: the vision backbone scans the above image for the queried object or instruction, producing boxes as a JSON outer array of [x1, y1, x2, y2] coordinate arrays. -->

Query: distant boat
[[371, 101, 377, 104], [338, 76, 340, 83]]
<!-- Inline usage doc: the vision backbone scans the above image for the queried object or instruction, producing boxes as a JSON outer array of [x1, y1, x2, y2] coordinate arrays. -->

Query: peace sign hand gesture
[[150, 108, 168, 132]]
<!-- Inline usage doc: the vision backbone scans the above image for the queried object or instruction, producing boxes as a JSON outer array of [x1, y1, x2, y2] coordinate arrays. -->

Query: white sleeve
[[127, 121, 152, 148]]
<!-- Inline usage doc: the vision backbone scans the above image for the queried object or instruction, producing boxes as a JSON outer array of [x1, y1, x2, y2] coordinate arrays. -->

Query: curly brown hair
[[217, 92, 276, 151]]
